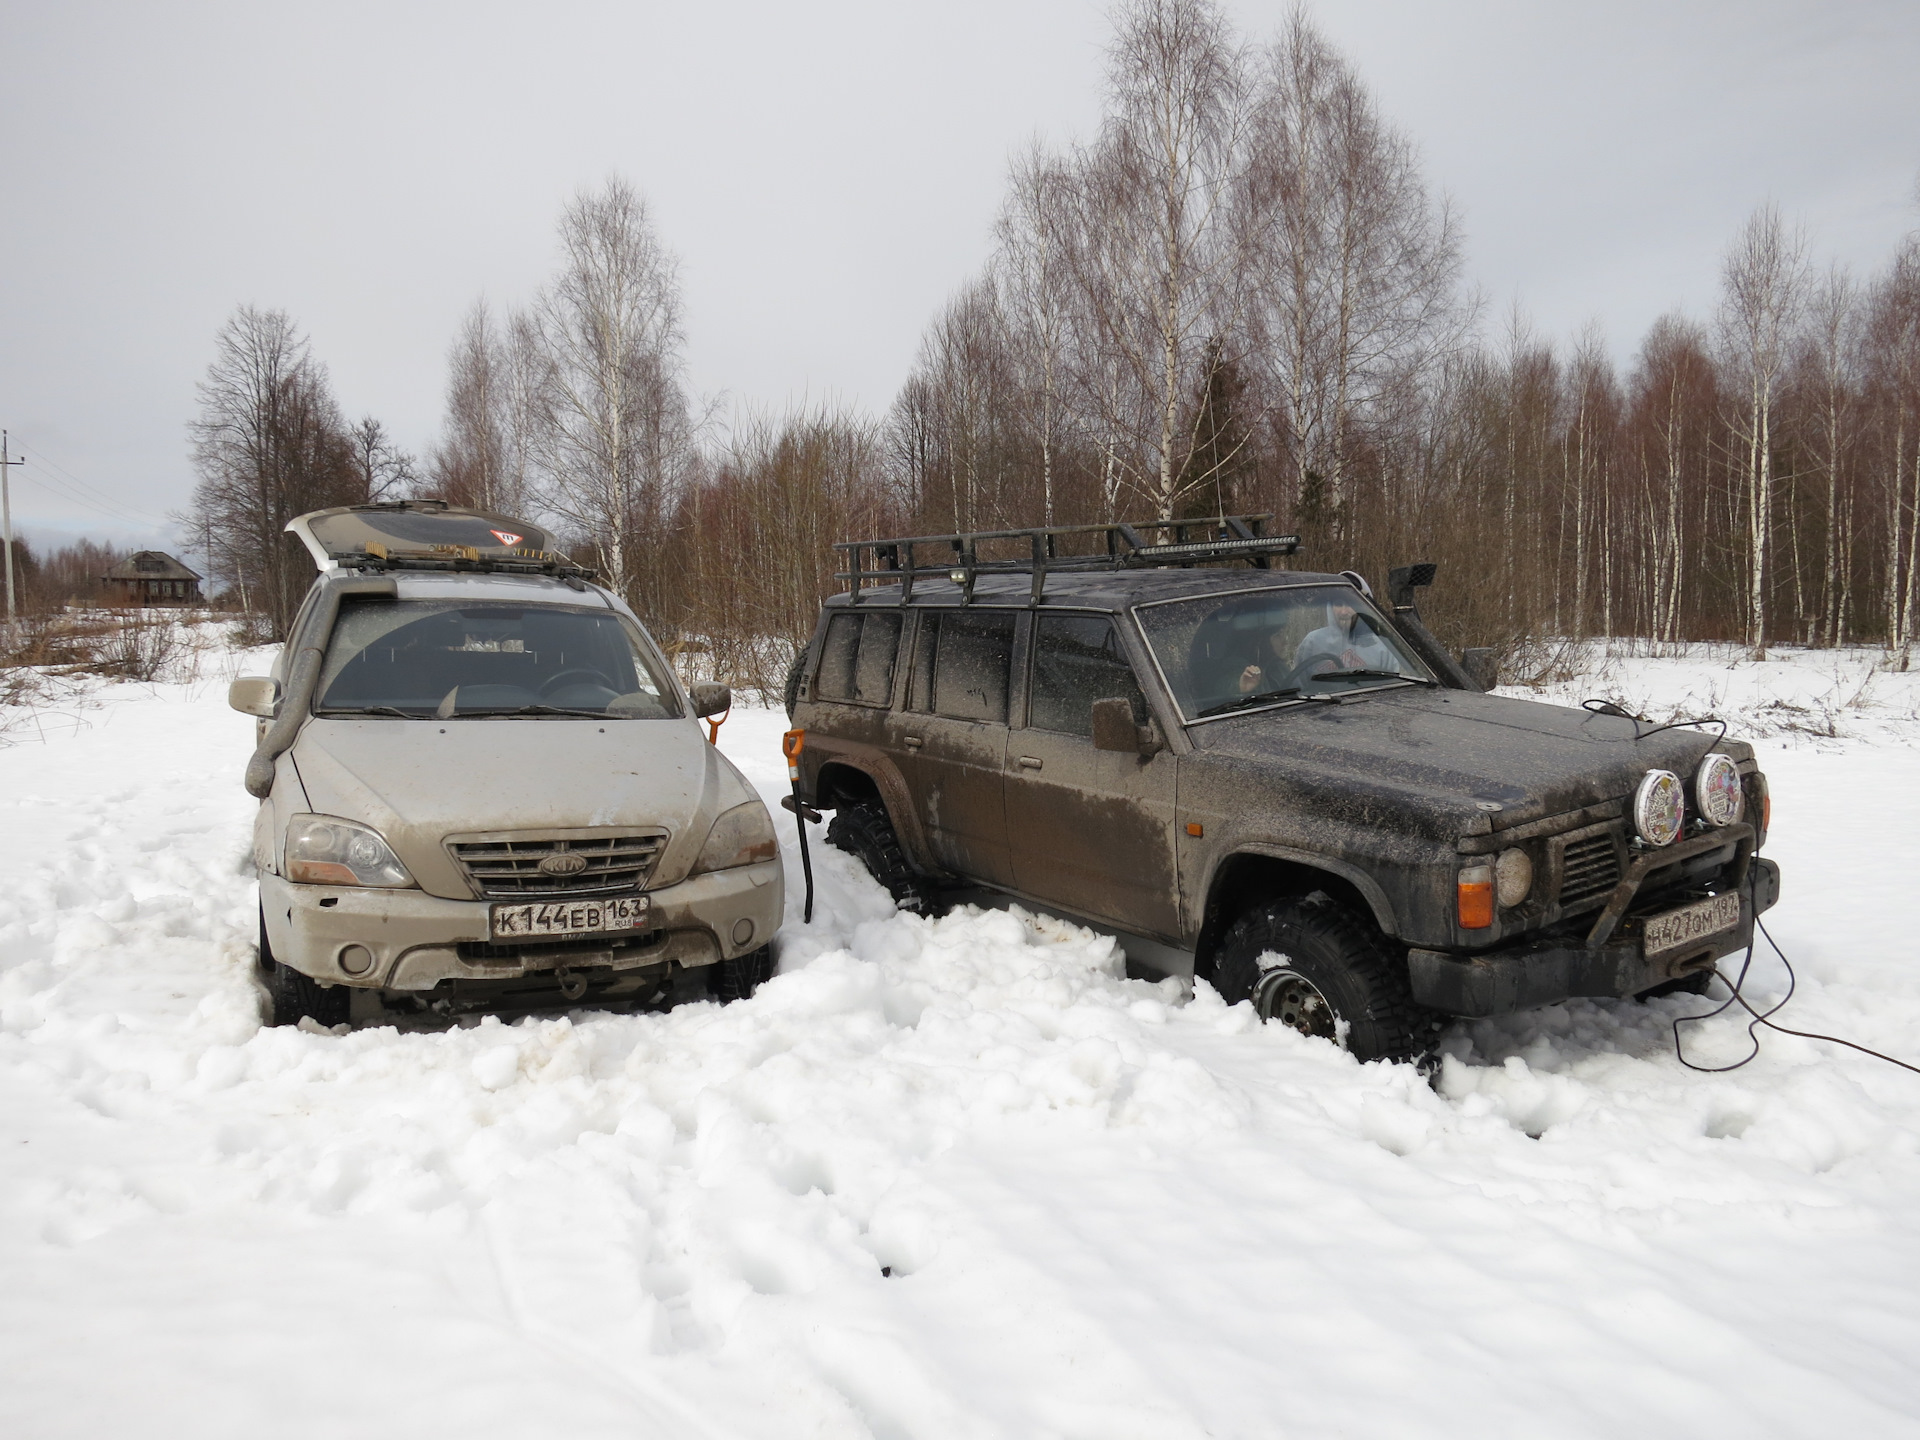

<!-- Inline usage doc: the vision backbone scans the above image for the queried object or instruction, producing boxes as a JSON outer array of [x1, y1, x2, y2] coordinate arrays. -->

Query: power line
[[7, 439, 177, 528]]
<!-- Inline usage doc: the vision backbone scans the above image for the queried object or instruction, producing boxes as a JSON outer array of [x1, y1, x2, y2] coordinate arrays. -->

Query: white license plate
[[490, 895, 650, 941], [1643, 892, 1741, 956]]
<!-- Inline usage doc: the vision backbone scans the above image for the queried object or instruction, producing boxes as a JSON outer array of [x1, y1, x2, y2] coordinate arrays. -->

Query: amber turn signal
[[1457, 865, 1495, 929], [1185, 822, 1204, 837]]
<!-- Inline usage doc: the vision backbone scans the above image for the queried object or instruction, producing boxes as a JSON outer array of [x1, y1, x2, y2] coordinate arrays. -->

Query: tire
[[783, 650, 805, 720], [826, 800, 935, 915], [258, 911, 350, 1028], [709, 944, 776, 1002], [1213, 894, 1436, 1063]]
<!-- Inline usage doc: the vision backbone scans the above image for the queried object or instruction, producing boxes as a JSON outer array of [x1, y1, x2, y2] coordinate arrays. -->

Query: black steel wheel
[[709, 944, 776, 1002], [258, 910, 350, 1028], [1213, 894, 1435, 1063], [825, 801, 936, 915]]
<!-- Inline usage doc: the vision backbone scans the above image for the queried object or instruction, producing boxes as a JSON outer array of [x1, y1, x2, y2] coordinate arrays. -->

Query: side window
[[815, 612, 903, 706], [1029, 614, 1148, 737], [913, 610, 1015, 723]]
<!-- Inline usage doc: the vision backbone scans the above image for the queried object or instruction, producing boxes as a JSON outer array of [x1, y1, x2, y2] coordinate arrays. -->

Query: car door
[[1004, 611, 1180, 940], [891, 607, 1016, 887]]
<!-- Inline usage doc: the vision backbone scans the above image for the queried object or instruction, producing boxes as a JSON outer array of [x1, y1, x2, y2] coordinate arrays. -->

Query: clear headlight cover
[[1633, 770, 1684, 847], [285, 814, 415, 888], [1694, 753, 1744, 827], [1495, 847, 1533, 908], [693, 800, 779, 874]]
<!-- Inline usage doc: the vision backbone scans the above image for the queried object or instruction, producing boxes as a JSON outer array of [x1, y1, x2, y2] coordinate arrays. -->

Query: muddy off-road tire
[[1214, 894, 1437, 1063], [709, 944, 776, 1002], [826, 801, 936, 916], [258, 911, 350, 1028]]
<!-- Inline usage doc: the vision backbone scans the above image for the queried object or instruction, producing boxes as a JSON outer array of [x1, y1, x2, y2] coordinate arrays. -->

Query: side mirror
[[229, 676, 279, 718], [1461, 648, 1499, 692], [1091, 696, 1162, 757], [689, 681, 731, 719]]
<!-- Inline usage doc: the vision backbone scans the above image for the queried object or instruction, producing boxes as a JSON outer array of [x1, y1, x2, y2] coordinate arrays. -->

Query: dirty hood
[[288, 717, 748, 899], [1191, 685, 1745, 832]]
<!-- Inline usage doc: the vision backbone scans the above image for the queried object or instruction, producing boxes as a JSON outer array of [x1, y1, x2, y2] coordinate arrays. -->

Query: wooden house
[[102, 551, 203, 606]]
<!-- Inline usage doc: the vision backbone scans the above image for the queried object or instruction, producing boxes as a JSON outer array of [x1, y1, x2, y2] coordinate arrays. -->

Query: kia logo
[[538, 853, 588, 877]]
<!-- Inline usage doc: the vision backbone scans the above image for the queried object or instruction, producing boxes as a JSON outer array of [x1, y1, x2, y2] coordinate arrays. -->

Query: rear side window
[[814, 611, 902, 706], [1029, 614, 1148, 736], [911, 610, 1016, 723]]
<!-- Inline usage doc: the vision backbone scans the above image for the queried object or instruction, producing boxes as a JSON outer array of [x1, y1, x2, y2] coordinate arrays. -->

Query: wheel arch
[[812, 757, 936, 872], [1195, 848, 1399, 982]]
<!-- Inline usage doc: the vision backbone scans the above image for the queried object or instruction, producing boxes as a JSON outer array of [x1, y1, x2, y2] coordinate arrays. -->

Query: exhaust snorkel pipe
[[243, 575, 398, 798], [1384, 563, 1492, 692]]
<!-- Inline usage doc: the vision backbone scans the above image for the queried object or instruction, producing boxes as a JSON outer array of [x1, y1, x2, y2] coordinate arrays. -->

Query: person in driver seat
[[1238, 596, 1400, 693]]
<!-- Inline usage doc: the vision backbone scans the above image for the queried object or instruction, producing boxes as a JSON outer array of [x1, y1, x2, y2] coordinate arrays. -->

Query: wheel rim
[[1253, 967, 1337, 1042]]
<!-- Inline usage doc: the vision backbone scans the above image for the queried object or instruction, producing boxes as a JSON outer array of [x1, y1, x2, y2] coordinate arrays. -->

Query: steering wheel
[[538, 668, 617, 698], [1291, 650, 1350, 683]]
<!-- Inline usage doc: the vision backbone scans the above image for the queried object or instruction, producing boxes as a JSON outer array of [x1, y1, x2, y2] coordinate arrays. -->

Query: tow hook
[[555, 966, 587, 1000]]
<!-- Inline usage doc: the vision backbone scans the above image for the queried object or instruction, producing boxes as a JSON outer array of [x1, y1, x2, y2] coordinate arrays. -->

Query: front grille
[[459, 930, 664, 962], [1559, 833, 1621, 907], [449, 831, 667, 899]]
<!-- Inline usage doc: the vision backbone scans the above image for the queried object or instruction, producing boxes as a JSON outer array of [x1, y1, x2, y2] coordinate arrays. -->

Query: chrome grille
[[448, 832, 666, 899], [1559, 833, 1621, 907]]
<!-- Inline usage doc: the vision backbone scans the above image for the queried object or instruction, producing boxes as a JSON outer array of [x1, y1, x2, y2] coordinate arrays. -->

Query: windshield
[[1136, 584, 1434, 722], [313, 599, 682, 719]]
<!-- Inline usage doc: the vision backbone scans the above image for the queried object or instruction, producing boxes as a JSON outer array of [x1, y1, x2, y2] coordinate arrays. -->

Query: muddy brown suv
[[785, 519, 1780, 1062]]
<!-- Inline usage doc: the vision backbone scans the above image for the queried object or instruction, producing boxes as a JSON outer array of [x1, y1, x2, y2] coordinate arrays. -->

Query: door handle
[[1016, 755, 1043, 770], [903, 734, 923, 750]]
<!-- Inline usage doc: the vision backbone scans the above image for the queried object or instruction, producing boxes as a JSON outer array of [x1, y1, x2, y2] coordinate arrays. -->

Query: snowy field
[[3, 643, 1920, 1438]]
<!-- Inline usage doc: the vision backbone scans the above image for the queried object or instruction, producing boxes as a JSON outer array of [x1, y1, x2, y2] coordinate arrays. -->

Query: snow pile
[[2, 656, 1919, 1437], [1504, 640, 1920, 746]]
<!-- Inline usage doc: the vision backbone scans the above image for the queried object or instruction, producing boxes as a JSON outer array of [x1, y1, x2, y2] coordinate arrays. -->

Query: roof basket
[[285, 501, 598, 581], [835, 515, 1300, 604]]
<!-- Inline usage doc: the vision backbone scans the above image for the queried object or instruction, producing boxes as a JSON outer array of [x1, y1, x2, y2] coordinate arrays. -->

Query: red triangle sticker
[[490, 529, 524, 546]]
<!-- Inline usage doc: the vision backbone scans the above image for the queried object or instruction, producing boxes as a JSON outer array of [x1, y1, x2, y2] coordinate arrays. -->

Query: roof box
[[286, 501, 561, 573]]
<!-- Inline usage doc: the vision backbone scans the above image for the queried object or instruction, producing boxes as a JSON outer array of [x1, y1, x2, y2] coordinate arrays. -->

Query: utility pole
[[1, 430, 23, 641]]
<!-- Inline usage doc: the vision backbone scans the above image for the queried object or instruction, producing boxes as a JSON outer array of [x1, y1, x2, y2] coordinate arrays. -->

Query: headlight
[[1495, 847, 1532, 908], [692, 801, 778, 874], [285, 814, 415, 887], [1632, 770, 1684, 847], [1694, 753, 1743, 827]]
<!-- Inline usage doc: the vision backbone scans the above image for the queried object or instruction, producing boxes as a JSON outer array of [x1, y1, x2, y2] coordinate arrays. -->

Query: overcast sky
[[2, 0, 1916, 551]]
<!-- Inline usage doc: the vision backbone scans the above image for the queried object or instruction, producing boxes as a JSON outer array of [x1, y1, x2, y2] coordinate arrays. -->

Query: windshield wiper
[[451, 704, 610, 719], [1311, 669, 1435, 687], [314, 704, 422, 718], [1196, 687, 1303, 718]]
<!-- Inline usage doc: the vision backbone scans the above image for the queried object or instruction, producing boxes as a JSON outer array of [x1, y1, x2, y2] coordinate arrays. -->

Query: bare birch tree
[[530, 177, 693, 612], [1718, 203, 1807, 657]]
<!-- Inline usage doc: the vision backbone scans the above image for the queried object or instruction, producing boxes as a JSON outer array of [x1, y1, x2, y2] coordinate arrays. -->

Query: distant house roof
[[103, 550, 202, 582]]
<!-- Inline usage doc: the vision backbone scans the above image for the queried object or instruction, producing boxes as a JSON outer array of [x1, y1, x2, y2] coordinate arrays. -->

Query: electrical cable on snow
[[1671, 869, 1920, 1077]]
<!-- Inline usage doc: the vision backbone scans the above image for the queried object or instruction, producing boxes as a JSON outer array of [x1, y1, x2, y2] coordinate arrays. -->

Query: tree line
[[179, 0, 1920, 679]]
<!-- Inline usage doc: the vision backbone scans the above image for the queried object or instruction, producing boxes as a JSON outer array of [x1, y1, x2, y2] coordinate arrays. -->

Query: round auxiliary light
[[1495, 847, 1533, 908], [1694, 752, 1743, 828], [1633, 769, 1684, 847]]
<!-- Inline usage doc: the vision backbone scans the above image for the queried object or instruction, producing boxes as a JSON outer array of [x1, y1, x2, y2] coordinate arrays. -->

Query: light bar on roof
[[1132, 534, 1300, 560]]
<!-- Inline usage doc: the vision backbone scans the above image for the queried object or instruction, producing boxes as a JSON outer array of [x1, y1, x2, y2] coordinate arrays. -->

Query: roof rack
[[328, 545, 599, 582], [835, 515, 1300, 605]]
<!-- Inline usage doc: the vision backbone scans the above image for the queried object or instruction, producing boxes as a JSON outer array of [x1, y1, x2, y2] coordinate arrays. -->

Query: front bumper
[[260, 859, 783, 991], [1409, 857, 1779, 1017]]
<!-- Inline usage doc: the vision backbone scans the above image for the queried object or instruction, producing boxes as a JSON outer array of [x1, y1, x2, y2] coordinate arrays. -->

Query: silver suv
[[230, 501, 783, 1025]]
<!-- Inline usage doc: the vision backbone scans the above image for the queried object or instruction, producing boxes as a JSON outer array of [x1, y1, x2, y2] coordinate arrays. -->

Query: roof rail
[[834, 516, 1300, 604]]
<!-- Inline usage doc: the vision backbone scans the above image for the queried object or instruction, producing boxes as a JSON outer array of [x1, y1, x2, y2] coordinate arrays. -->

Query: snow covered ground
[[2, 645, 1919, 1438]]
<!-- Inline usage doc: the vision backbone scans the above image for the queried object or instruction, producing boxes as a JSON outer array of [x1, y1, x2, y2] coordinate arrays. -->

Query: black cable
[[1672, 878, 1920, 1076]]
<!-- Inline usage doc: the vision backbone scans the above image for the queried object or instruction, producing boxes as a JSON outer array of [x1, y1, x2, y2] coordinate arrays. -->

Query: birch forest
[[189, 0, 1920, 684]]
